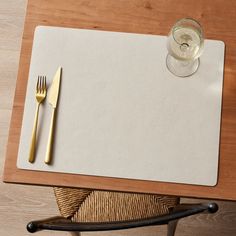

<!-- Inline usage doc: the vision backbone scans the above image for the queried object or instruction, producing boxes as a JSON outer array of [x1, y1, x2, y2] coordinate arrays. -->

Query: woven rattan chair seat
[[54, 187, 179, 222]]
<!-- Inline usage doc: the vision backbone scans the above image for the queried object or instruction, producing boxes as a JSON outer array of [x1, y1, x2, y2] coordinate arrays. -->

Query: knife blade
[[45, 67, 62, 164], [48, 67, 62, 108]]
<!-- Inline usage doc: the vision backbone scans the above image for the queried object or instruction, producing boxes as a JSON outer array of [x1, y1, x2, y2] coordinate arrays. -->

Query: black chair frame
[[27, 202, 218, 233]]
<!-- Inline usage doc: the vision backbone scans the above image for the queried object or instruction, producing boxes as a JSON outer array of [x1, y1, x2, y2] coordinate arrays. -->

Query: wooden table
[[3, 0, 236, 201]]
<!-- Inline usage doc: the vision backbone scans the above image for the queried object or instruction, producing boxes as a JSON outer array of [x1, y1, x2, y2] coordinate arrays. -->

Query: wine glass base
[[166, 54, 200, 77]]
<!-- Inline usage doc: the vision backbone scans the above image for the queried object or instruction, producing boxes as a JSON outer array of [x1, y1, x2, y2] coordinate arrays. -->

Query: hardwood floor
[[0, 1, 235, 236]]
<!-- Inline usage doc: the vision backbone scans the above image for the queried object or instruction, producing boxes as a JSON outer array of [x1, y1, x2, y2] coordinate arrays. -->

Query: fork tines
[[36, 76, 46, 93]]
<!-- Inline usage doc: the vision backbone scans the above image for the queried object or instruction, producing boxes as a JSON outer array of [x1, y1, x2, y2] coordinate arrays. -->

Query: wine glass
[[166, 18, 204, 77]]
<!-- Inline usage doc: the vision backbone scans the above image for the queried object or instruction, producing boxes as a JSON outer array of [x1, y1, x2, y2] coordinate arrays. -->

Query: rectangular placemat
[[17, 26, 225, 186]]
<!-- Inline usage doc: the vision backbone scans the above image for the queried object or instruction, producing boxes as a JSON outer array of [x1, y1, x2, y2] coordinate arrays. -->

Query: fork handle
[[28, 103, 40, 163], [45, 108, 56, 164]]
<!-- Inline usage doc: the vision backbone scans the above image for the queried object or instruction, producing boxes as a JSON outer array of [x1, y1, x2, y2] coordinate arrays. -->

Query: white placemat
[[17, 26, 225, 186]]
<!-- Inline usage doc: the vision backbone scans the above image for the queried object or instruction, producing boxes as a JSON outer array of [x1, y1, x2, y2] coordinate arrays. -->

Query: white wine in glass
[[166, 18, 204, 77]]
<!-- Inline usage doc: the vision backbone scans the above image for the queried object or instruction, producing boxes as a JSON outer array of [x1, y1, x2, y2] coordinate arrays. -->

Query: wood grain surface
[[3, 0, 236, 200], [0, 1, 236, 236], [0, 1, 63, 236]]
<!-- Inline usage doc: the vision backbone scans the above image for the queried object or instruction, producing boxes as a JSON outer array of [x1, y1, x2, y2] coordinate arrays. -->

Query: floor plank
[[0, 1, 235, 236]]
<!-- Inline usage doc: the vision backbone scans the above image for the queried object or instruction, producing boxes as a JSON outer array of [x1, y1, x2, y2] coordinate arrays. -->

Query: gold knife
[[45, 67, 62, 164]]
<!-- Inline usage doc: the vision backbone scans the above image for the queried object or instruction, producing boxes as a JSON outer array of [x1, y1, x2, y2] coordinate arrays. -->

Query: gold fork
[[28, 76, 47, 163]]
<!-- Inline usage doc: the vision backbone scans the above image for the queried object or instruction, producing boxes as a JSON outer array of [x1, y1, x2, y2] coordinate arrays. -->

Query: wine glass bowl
[[166, 18, 204, 77]]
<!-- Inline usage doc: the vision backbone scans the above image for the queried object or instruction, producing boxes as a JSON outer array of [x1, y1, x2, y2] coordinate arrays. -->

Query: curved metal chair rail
[[27, 202, 218, 233]]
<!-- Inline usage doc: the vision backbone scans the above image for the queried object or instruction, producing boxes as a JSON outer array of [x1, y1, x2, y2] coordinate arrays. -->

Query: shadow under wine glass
[[166, 18, 204, 77]]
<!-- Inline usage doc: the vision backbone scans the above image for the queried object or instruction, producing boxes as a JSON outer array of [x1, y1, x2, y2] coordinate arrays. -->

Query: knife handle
[[45, 108, 56, 164]]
